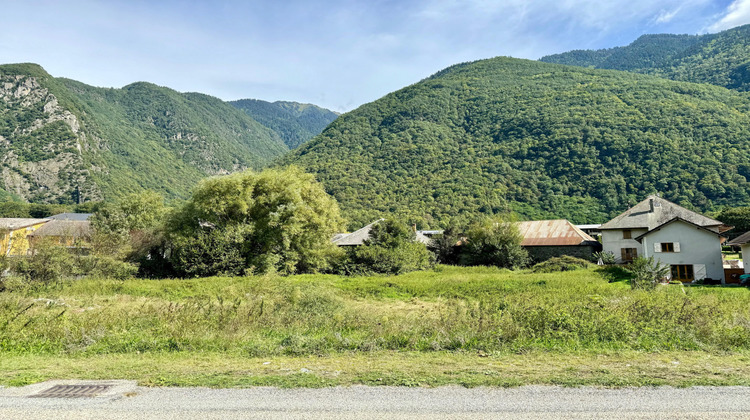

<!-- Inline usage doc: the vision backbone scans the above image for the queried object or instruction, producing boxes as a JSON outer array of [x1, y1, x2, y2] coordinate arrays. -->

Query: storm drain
[[29, 384, 112, 398]]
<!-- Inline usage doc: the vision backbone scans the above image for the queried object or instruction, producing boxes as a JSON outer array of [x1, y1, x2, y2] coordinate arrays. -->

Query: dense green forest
[[230, 99, 338, 149], [281, 57, 750, 229], [541, 24, 750, 92], [0, 63, 334, 204]]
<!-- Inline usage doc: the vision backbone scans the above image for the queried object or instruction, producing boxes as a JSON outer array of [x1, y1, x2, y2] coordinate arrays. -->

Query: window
[[623, 230, 632, 239], [671, 265, 694, 282], [621, 247, 638, 262], [654, 242, 680, 253]]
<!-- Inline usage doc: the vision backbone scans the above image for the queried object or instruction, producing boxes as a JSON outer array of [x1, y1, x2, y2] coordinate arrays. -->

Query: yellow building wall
[[1, 222, 48, 256]]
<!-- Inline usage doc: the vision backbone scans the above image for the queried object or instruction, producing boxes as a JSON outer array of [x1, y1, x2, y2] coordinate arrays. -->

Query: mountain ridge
[[0, 63, 337, 203], [540, 24, 750, 91], [280, 56, 750, 228]]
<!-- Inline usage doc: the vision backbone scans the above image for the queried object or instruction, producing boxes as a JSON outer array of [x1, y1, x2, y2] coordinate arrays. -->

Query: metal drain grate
[[30, 384, 112, 398]]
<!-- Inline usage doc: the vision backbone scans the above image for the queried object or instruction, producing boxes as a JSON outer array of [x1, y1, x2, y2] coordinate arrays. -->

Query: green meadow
[[2, 265, 750, 387]]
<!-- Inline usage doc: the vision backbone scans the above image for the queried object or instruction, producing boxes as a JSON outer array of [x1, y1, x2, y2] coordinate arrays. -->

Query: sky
[[1, 0, 749, 112]]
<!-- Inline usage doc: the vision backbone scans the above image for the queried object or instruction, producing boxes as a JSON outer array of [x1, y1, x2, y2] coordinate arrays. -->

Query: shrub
[[592, 251, 615, 265], [13, 239, 75, 285], [75, 255, 138, 280], [170, 227, 247, 277], [342, 219, 435, 275], [531, 256, 592, 273], [460, 218, 528, 269], [429, 226, 464, 265], [627, 256, 670, 290]]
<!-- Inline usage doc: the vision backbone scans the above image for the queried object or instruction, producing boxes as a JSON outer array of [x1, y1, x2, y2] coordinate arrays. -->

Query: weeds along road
[[2, 383, 750, 419]]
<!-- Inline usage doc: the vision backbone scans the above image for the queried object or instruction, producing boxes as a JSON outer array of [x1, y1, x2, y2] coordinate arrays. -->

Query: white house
[[600, 195, 731, 283], [727, 231, 750, 275]]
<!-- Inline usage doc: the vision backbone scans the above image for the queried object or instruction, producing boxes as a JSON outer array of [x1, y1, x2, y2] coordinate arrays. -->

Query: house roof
[[49, 213, 93, 221], [728, 231, 750, 246], [599, 195, 726, 231], [0, 218, 49, 231], [332, 219, 433, 246], [332, 219, 384, 246], [633, 217, 721, 242], [28, 220, 92, 239], [516, 219, 597, 246]]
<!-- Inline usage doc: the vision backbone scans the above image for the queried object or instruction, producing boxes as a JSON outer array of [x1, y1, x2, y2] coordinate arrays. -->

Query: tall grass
[[1, 266, 749, 356]]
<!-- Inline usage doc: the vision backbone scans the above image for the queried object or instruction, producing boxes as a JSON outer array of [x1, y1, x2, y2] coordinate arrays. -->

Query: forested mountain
[[541, 24, 750, 91], [0, 63, 289, 203], [230, 99, 338, 149], [280, 57, 750, 229]]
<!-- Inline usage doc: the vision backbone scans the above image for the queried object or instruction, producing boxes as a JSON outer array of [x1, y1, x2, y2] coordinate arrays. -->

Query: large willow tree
[[168, 166, 344, 276]]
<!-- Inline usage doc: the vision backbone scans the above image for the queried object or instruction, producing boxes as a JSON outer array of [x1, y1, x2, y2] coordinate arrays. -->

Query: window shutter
[[621, 248, 627, 262], [654, 243, 662, 253], [694, 264, 706, 280], [674, 242, 680, 252]]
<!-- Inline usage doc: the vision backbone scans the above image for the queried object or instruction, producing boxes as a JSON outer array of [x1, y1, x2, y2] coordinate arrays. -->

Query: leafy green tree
[[0, 202, 30, 218], [717, 207, 750, 240], [28, 203, 68, 218], [461, 218, 528, 269], [91, 191, 168, 274], [168, 166, 344, 276]]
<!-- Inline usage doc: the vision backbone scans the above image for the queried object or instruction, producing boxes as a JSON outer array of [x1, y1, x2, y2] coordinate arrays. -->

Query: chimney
[[649, 198, 654, 213]]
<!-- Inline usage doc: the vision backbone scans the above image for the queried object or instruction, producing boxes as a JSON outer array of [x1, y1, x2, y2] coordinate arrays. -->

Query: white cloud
[[710, 0, 750, 32], [654, 7, 683, 24]]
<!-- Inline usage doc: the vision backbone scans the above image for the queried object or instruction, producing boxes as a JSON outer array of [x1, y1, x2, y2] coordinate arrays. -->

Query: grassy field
[[2, 265, 750, 387]]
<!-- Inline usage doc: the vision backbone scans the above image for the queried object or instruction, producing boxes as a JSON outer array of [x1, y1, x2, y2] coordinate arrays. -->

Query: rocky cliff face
[[0, 75, 100, 203]]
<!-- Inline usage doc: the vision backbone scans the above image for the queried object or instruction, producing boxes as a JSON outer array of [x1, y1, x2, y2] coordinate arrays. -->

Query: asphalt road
[[1, 381, 750, 419]]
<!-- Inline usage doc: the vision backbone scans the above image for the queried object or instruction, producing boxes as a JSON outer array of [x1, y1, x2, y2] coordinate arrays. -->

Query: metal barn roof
[[517, 219, 597, 247]]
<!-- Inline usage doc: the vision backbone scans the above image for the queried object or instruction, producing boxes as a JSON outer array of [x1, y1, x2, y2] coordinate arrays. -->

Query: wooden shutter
[[621, 248, 627, 262], [673, 242, 680, 252], [654, 243, 662, 253]]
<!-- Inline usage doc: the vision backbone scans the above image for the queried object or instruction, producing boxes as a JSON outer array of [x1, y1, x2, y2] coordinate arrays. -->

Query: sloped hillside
[[0, 63, 289, 203], [230, 99, 338, 149], [281, 57, 750, 228]]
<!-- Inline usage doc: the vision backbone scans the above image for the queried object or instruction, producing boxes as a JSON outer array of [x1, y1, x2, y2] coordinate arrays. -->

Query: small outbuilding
[[0, 218, 50, 256], [28, 220, 92, 252], [517, 219, 601, 263]]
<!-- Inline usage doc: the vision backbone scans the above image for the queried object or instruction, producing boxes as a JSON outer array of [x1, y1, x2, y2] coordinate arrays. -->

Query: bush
[[460, 218, 528, 269], [627, 256, 670, 290], [429, 226, 464, 265], [531, 256, 592, 273], [12, 240, 75, 285], [342, 219, 435, 275], [592, 251, 615, 265], [75, 255, 138, 280], [170, 227, 247, 277]]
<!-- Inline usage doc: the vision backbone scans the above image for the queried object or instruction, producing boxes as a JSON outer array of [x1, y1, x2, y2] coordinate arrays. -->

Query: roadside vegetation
[[1, 265, 750, 386]]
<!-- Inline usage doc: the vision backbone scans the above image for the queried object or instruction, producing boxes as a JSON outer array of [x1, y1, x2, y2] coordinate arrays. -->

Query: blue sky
[[1, 0, 747, 111]]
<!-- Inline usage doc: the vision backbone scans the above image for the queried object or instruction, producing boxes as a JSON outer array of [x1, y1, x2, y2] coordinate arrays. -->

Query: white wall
[[640, 221, 724, 282], [743, 244, 750, 274], [601, 229, 647, 263]]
